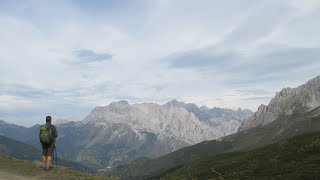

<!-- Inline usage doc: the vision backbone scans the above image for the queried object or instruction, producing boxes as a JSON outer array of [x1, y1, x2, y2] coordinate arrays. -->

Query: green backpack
[[39, 124, 53, 145]]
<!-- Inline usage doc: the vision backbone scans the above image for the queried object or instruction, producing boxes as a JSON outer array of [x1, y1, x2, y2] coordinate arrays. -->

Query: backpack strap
[[48, 124, 54, 143]]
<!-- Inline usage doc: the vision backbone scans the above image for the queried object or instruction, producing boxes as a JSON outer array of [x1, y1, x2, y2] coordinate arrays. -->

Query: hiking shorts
[[41, 143, 55, 156]]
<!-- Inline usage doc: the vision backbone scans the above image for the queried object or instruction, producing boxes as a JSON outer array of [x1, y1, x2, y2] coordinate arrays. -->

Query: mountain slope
[[0, 135, 39, 161], [239, 75, 320, 131], [0, 120, 39, 146], [165, 132, 320, 179]]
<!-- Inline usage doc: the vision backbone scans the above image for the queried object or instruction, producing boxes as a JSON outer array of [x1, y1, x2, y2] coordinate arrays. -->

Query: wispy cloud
[[243, 96, 273, 101], [0, 84, 50, 99], [235, 89, 274, 96], [164, 45, 320, 86], [164, 48, 239, 71], [73, 49, 112, 64]]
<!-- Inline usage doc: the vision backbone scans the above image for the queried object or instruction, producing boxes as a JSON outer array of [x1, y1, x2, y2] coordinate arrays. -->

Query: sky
[[1, 0, 320, 127]]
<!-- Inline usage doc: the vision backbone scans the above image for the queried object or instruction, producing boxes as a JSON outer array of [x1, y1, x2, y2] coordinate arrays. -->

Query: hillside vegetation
[[0, 135, 94, 173], [0, 156, 112, 180], [165, 132, 320, 179]]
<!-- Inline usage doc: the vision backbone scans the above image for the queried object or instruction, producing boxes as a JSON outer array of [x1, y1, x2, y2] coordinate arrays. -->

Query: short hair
[[46, 116, 52, 122]]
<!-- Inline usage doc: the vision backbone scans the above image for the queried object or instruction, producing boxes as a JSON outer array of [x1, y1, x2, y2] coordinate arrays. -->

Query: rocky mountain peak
[[82, 100, 253, 146], [109, 100, 130, 107], [239, 75, 320, 131], [0, 120, 7, 125], [306, 75, 320, 85], [200, 105, 210, 111], [164, 99, 186, 108]]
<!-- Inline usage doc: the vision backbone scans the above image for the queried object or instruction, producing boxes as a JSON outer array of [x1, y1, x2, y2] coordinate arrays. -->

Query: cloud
[[165, 44, 320, 86], [243, 96, 273, 101], [164, 48, 239, 71], [219, 1, 296, 48], [235, 89, 274, 96], [73, 49, 112, 64], [1, 0, 320, 126], [0, 83, 51, 99]]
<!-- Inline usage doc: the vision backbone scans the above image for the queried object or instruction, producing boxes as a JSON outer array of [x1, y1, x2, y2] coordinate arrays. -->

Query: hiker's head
[[46, 116, 52, 123]]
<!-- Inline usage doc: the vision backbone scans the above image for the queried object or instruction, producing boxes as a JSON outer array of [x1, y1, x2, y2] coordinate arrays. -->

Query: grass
[[165, 132, 320, 179], [0, 135, 94, 173], [0, 156, 114, 180]]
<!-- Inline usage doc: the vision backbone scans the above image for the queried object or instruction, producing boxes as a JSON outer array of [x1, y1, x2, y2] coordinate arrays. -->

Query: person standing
[[39, 116, 58, 171]]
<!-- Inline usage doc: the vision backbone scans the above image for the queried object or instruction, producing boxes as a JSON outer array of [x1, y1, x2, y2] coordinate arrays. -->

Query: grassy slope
[[0, 156, 113, 180], [0, 135, 94, 173], [0, 135, 39, 161], [107, 107, 320, 179], [166, 132, 320, 179]]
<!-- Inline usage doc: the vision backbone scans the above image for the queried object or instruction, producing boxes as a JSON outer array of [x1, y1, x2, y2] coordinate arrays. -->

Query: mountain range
[[104, 75, 320, 179], [0, 100, 251, 169]]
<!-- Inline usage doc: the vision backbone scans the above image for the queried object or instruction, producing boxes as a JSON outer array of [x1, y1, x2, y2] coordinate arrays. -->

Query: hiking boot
[[40, 164, 46, 169]]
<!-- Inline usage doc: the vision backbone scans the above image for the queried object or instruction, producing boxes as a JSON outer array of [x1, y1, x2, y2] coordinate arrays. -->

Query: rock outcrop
[[239, 76, 320, 131]]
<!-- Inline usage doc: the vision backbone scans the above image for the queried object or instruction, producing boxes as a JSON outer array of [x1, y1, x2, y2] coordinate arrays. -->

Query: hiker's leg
[[46, 156, 52, 167], [42, 155, 46, 164], [41, 143, 48, 168], [46, 143, 54, 167]]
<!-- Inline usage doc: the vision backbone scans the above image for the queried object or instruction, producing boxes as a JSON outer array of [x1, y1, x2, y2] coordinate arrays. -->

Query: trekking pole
[[52, 149, 54, 168], [55, 147, 58, 167]]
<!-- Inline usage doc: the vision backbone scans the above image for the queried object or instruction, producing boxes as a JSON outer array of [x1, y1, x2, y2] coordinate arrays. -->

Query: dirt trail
[[0, 169, 36, 180]]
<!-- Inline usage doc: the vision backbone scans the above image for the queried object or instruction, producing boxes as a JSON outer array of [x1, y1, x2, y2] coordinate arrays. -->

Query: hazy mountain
[[0, 135, 39, 161], [57, 101, 223, 168], [0, 120, 39, 146], [165, 100, 253, 135], [239, 75, 320, 131], [55, 118, 73, 125]]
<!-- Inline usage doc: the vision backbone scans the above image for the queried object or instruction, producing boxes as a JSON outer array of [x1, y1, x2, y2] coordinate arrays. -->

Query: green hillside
[[0, 156, 112, 180], [0, 135, 94, 173], [165, 132, 320, 179], [106, 106, 320, 179], [0, 135, 39, 161]]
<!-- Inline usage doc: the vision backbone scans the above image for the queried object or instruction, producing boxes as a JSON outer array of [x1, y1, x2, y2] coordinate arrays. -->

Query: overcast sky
[[1, 0, 320, 126]]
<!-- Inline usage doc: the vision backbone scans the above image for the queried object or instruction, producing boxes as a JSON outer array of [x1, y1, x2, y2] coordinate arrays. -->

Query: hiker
[[39, 116, 58, 171]]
